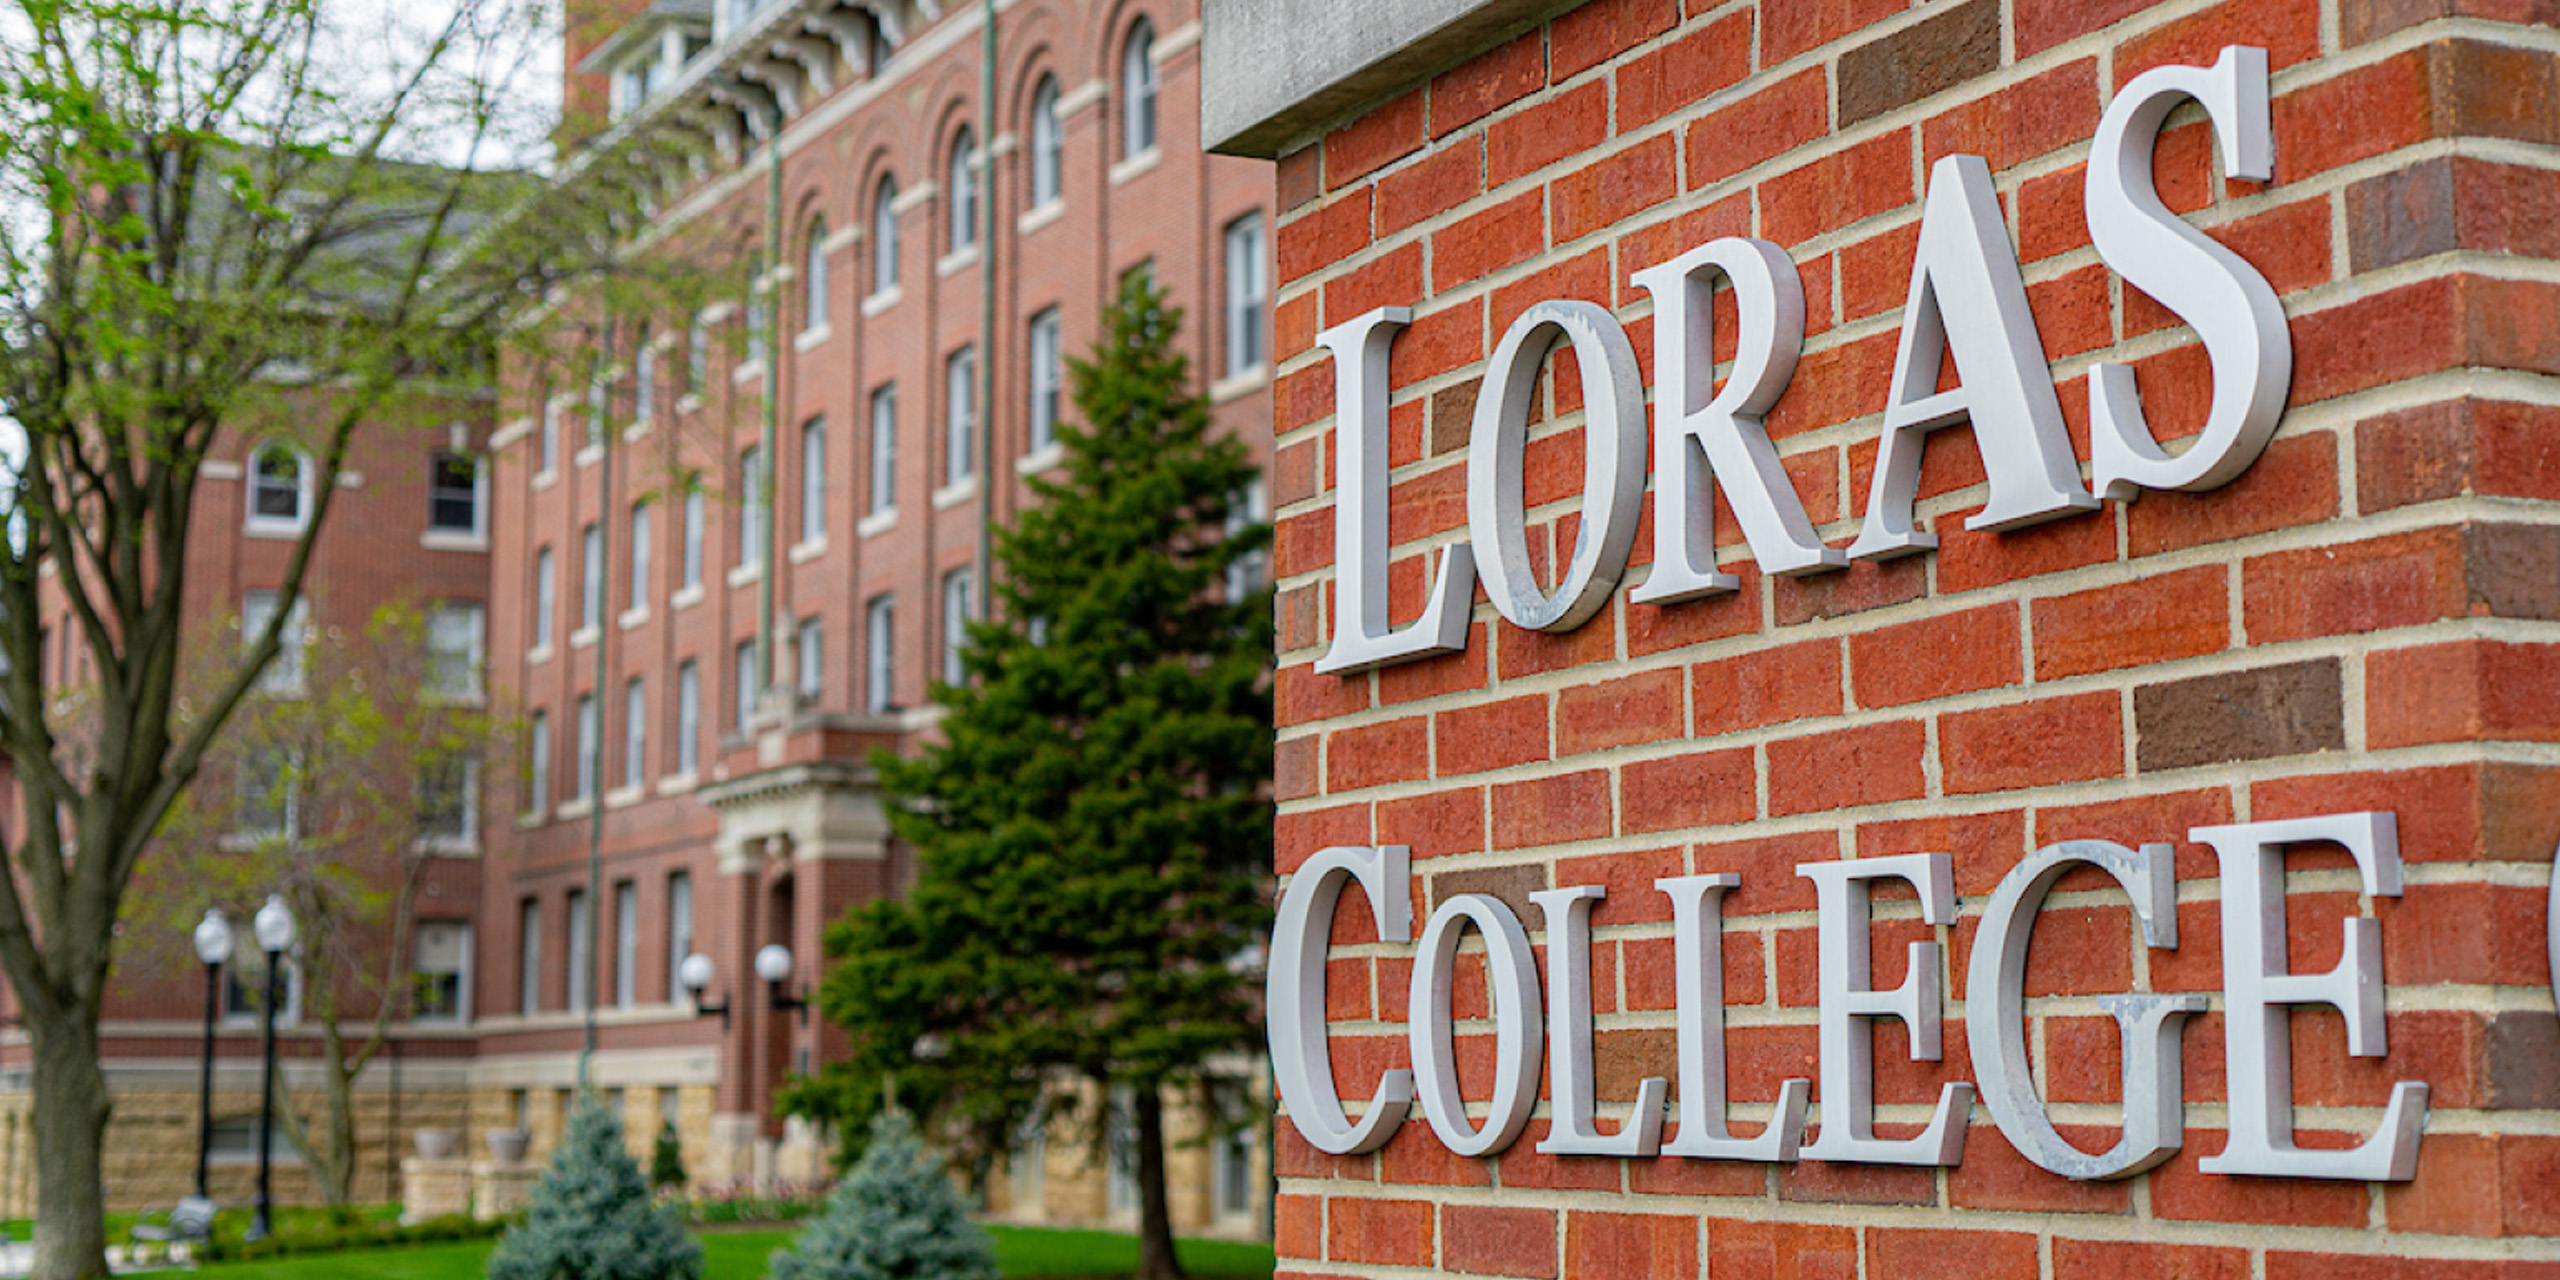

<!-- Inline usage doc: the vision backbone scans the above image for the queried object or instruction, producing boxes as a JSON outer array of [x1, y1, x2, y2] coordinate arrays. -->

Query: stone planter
[[485, 1129, 530, 1164], [413, 1127, 462, 1160]]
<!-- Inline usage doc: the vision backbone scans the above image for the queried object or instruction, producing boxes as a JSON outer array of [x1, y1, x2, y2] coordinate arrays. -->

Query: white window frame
[[734, 640, 758, 733], [574, 693, 598, 802], [675, 659, 700, 776], [666, 872, 694, 1003], [613, 881, 640, 1009], [427, 450, 488, 538], [1122, 20, 1158, 158], [623, 677, 647, 790], [533, 547, 557, 652], [1029, 309, 1062, 453], [800, 417, 826, 546], [865, 595, 896, 714], [526, 712, 551, 816], [241, 591, 309, 696], [565, 889, 592, 1014], [411, 920, 474, 1024], [941, 568, 972, 686], [798, 614, 824, 700], [868, 384, 897, 516], [426, 601, 485, 700], [681, 488, 706, 591], [949, 128, 979, 252], [633, 334, 657, 428], [245, 441, 315, 536], [1030, 77, 1063, 208], [945, 347, 976, 486], [580, 523, 604, 633], [417, 755, 480, 852], [804, 217, 831, 333], [1225, 213, 1270, 377], [628, 501, 653, 614], [872, 177, 901, 295], [737, 446, 765, 570], [518, 897, 543, 1013]]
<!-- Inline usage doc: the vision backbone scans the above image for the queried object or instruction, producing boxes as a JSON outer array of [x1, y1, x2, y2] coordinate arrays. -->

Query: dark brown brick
[[2134, 659, 2346, 772], [1430, 862, 1549, 923], [1839, 0, 2001, 126], [2467, 523, 2560, 621], [2487, 1013, 2560, 1110]]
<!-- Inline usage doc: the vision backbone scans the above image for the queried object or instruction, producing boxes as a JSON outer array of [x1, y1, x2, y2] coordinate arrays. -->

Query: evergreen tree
[[769, 1110, 998, 1280], [487, 1098, 704, 1280], [649, 1122, 688, 1192], [789, 273, 1271, 1280]]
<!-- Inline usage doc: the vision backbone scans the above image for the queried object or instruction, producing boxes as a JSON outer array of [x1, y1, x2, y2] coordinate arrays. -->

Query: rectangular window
[[941, 568, 972, 686], [868, 385, 897, 516], [633, 341, 656, 427], [518, 898, 542, 1013], [426, 602, 484, 698], [540, 400, 561, 473], [681, 488, 705, 590], [565, 889, 592, 1014], [236, 746, 298, 840], [734, 640, 758, 733], [628, 501, 653, 612], [533, 548, 556, 650], [675, 660, 700, 775], [865, 595, 896, 714], [241, 591, 308, 695], [526, 712, 550, 814], [800, 417, 826, 544], [580, 523, 604, 631], [413, 921, 472, 1023], [738, 446, 765, 569], [574, 694, 598, 801], [417, 756, 478, 848], [623, 677, 647, 788], [666, 871, 695, 1002], [687, 319, 708, 394], [945, 348, 976, 486], [613, 882, 639, 1009], [1227, 480, 1270, 601], [798, 615, 824, 699], [1225, 213, 1270, 376], [1029, 310, 1062, 453], [429, 452, 484, 533]]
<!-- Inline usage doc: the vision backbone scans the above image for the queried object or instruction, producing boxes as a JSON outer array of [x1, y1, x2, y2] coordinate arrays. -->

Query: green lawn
[[151, 1224, 1276, 1280]]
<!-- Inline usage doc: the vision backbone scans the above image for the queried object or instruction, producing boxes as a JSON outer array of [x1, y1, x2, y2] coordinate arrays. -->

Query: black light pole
[[247, 894, 296, 1243], [189, 910, 236, 1207]]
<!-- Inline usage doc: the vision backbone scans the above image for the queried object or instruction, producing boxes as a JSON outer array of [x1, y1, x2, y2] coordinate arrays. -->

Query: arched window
[[246, 441, 313, 534], [803, 215, 830, 332], [1122, 19, 1157, 157], [1029, 76, 1062, 208], [872, 176, 900, 295], [949, 127, 978, 253]]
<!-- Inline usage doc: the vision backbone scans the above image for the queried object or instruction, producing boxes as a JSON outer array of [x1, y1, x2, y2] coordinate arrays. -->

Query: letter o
[[1466, 300, 1647, 632], [1407, 893, 1543, 1157]]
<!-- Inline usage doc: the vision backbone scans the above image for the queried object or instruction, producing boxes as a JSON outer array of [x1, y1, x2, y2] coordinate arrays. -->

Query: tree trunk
[[1133, 1086, 1184, 1280], [29, 1009, 112, 1280]]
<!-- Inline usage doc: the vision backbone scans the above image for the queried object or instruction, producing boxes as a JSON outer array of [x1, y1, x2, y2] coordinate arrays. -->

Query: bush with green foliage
[[486, 1097, 703, 1280], [650, 1122, 688, 1192], [768, 1110, 997, 1280]]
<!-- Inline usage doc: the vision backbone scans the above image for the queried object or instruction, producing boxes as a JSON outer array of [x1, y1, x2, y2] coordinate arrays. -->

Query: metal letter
[[1409, 893, 1543, 1157], [1658, 874, 1808, 1161], [1267, 845, 1415, 1155], [1966, 840, 2207, 1180], [2197, 812, 2428, 1181], [1532, 886, 1666, 1157], [2086, 46, 2291, 500], [1315, 308, 1477, 674], [1796, 852, 1973, 1165], [1846, 156, 2097, 560], [1466, 301, 1647, 632], [1628, 238, 1844, 602]]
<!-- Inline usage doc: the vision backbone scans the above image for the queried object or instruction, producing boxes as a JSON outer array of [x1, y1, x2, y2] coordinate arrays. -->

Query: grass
[[138, 1223, 1277, 1280]]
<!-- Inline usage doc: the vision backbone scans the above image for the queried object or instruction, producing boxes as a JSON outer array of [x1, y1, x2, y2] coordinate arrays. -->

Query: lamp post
[[678, 954, 732, 1030], [189, 910, 234, 1209], [756, 945, 809, 1025], [246, 894, 295, 1243]]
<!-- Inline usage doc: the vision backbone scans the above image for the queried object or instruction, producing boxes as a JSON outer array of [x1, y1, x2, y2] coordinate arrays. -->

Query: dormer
[[580, 0, 716, 121]]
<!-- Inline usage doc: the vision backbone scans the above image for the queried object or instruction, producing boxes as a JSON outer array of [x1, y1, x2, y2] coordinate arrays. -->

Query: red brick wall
[[1269, 0, 2560, 1274]]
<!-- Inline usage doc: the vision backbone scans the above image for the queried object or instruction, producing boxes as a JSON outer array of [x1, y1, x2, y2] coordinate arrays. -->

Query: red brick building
[[1217, 0, 2560, 1274]]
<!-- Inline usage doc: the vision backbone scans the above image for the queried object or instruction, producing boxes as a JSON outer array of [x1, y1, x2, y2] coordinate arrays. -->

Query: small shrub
[[487, 1096, 704, 1280], [650, 1122, 688, 1192], [769, 1110, 995, 1280]]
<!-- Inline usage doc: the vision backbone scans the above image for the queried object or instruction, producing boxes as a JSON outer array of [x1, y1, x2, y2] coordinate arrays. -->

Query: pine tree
[[769, 1110, 998, 1280], [487, 1097, 705, 1280], [649, 1122, 688, 1192], [790, 273, 1271, 1280]]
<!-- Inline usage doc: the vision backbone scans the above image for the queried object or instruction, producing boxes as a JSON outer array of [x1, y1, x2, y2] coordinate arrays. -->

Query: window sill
[[527, 644, 555, 666], [1211, 365, 1270, 404], [576, 443, 606, 468], [937, 245, 981, 278], [1018, 200, 1064, 237], [532, 467, 559, 492], [932, 478, 977, 510], [732, 361, 766, 387], [671, 584, 705, 611], [623, 420, 652, 442], [658, 771, 699, 795], [515, 811, 548, 831], [421, 529, 490, 552], [857, 509, 897, 539], [727, 563, 763, 589], [570, 626, 600, 650], [1111, 148, 1162, 187], [1016, 442, 1066, 475], [788, 537, 829, 565], [605, 785, 646, 809], [794, 324, 833, 352], [677, 394, 704, 416], [413, 838, 482, 859], [862, 286, 902, 318], [618, 607, 651, 631], [242, 519, 309, 541], [557, 798, 594, 820]]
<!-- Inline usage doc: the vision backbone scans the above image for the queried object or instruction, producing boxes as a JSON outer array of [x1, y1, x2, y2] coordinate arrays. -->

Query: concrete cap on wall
[[1202, 0, 1578, 158]]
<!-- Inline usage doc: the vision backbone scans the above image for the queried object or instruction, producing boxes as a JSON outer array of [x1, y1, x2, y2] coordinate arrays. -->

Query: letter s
[[2084, 45, 2292, 501]]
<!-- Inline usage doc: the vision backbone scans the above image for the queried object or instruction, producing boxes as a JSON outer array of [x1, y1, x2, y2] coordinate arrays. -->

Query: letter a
[[1847, 156, 2096, 561]]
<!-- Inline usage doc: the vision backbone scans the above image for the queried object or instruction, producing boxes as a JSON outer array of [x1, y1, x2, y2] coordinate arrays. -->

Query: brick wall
[[1266, 0, 2560, 1275]]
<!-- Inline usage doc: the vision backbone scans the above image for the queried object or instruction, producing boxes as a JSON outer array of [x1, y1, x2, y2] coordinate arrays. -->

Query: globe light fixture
[[756, 944, 809, 1024], [193, 909, 235, 968], [679, 953, 732, 1030], [188, 909, 234, 1205]]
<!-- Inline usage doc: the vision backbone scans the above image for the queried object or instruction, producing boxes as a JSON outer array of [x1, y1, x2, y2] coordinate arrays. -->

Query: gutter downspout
[[975, 0, 998, 624], [759, 102, 785, 707], [580, 314, 618, 1094]]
